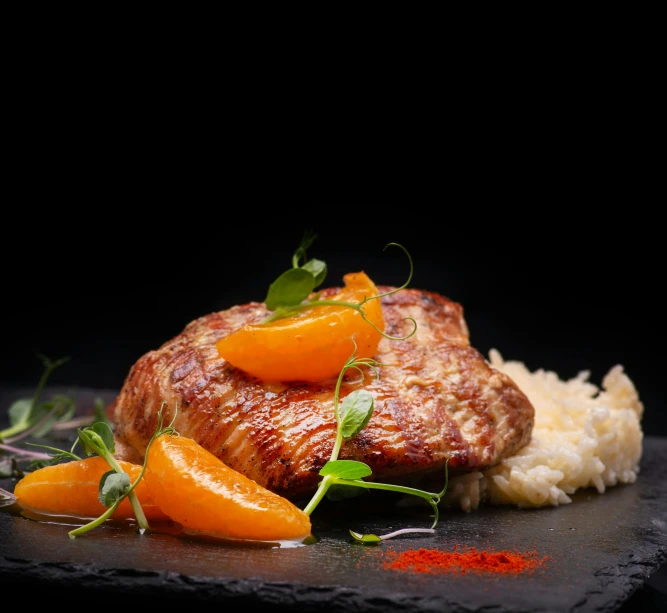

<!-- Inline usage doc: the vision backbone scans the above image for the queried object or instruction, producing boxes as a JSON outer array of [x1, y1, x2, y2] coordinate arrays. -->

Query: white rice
[[444, 349, 644, 512]]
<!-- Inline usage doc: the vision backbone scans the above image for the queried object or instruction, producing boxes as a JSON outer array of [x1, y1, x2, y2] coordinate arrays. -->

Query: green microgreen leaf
[[349, 531, 382, 544], [339, 389, 374, 439], [302, 258, 327, 287], [91, 422, 115, 453], [7, 399, 32, 427], [77, 428, 98, 457], [319, 460, 372, 480], [98, 470, 131, 507], [31, 395, 77, 438], [77, 422, 115, 457], [265, 268, 316, 310]]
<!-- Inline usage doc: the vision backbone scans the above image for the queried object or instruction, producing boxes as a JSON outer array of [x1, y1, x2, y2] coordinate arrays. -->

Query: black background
[[2, 207, 664, 437], [1, 37, 664, 613]]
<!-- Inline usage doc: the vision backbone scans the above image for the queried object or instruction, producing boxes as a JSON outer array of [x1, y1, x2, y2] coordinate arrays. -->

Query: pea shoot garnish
[[349, 528, 437, 544], [0, 355, 110, 455], [67, 404, 177, 538], [66, 421, 148, 537], [25, 442, 82, 470], [302, 346, 449, 541], [261, 232, 417, 341], [0, 355, 72, 443]]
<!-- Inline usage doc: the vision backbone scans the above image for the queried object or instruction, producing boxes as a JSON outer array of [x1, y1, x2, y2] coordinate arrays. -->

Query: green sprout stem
[[68, 499, 122, 538], [329, 356, 380, 461], [68, 403, 178, 538], [73, 431, 149, 535], [292, 228, 317, 269], [303, 473, 449, 528], [302, 341, 450, 533], [330, 358, 354, 462], [302, 474, 334, 515], [303, 351, 377, 515], [25, 440, 82, 466], [103, 450, 149, 530]]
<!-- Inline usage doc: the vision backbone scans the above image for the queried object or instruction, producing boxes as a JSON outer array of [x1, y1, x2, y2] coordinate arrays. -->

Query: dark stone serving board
[[0, 387, 665, 612]]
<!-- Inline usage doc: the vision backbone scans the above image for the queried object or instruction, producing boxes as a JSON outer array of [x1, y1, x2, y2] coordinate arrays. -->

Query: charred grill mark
[[440, 410, 475, 469], [266, 399, 334, 493], [421, 293, 439, 308], [244, 398, 285, 473], [172, 354, 198, 382]]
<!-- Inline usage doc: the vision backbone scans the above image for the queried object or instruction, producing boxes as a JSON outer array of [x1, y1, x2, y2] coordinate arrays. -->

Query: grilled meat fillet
[[113, 286, 534, 500]]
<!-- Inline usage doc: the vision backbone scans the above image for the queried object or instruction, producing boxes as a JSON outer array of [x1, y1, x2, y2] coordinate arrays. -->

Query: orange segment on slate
[[216, 271, 385, 382], [13, 456, 169, 521], [144, 435, 312, 542]]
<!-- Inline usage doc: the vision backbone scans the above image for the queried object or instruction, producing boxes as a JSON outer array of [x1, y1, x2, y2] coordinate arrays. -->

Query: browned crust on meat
[[113, 287, 534, 500]]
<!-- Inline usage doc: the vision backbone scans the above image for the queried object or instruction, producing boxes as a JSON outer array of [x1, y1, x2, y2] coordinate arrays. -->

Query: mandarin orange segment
[[13, 456, 169, 521], [144, 435, 312, 542], [216, 271, 385, 382]]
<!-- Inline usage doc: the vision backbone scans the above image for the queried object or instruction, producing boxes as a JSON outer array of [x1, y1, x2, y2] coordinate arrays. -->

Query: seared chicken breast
[[112, 286, 534, 500]]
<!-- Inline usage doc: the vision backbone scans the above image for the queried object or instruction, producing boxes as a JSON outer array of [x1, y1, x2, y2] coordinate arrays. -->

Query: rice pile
[[444, 349, 644, 511]]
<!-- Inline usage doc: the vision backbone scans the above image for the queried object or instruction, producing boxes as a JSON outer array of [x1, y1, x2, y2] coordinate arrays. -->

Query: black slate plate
[[1, 387, 665, 612]]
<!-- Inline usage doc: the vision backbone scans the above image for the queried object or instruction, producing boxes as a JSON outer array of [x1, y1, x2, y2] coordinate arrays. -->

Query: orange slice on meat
[[13, 456, 169, 521], [144, 434, 312, 542], [216, 271, 385, 382]]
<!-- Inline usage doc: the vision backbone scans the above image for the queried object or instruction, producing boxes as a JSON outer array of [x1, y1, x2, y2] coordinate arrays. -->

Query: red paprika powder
[[382, 545, 549, 575]]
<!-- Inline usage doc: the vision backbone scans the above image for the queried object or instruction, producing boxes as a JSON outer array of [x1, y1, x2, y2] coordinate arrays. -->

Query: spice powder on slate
[[381, 546, 550, 575]]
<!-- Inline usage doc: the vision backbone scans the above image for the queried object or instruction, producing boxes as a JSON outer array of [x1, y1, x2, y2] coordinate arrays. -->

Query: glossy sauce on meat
[[113, 287, 535, 500]]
